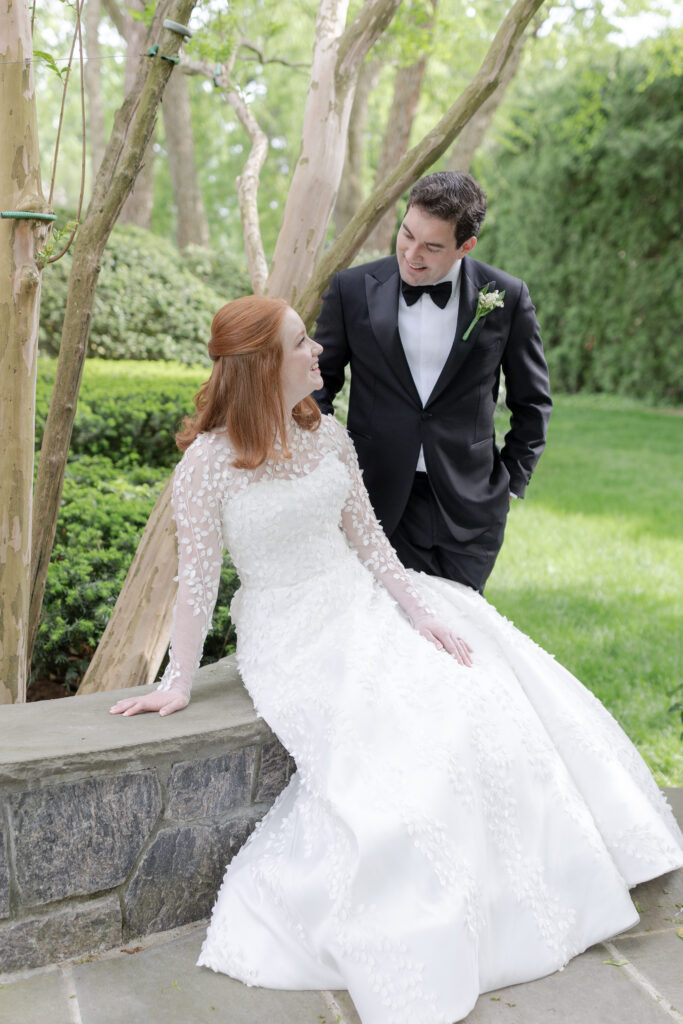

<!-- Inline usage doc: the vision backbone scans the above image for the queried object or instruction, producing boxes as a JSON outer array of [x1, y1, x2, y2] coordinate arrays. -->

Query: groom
[[313, 171, 552, 592]]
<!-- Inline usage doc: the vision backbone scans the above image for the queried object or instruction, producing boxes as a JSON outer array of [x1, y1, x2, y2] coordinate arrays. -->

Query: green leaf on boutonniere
[[462, 283, 505, 341]]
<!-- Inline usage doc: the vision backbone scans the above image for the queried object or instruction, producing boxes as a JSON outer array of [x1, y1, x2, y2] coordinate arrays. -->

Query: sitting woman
[[111, 295, 683, 1024]]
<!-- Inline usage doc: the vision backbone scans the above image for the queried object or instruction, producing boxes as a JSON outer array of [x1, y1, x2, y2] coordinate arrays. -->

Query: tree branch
[[226, 84, 269, 292], [238, 40, 310, 69], [180, 55, 268, 291], [336, 0, 401, 84], [100, 0, 126, 39]]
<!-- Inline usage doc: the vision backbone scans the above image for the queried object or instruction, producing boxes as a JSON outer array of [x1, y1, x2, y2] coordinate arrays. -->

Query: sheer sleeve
[[156, 435, 224, 701], [324, 417, 434, 624]]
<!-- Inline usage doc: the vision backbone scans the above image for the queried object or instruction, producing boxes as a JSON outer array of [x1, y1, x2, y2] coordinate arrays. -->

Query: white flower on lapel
[[462, 284, 505, 341]]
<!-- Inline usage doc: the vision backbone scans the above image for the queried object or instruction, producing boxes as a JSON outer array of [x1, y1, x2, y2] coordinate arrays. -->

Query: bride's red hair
[[176, 295, 320, 468]]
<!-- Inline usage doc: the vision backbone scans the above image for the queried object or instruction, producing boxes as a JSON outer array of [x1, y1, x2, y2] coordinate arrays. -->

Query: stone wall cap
[[0, 656, 271, 782]]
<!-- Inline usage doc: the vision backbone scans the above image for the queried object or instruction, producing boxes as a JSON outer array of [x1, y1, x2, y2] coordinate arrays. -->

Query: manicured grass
[[488, 394, 683, 785]]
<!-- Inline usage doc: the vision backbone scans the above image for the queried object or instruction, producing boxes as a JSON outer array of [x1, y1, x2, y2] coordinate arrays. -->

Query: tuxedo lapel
[[365, 266, 421, 405], [425, 260, 490, 408]]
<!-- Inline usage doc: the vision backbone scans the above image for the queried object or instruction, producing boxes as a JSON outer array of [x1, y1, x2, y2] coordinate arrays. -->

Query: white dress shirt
[[398, 261, 462, 473]]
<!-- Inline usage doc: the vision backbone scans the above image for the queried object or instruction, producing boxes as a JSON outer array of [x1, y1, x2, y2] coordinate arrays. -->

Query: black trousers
[[389, 473, 507, 594]]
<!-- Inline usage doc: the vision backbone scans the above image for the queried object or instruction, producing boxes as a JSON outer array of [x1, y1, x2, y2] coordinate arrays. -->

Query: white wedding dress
[[158, 414, 683, 1024]]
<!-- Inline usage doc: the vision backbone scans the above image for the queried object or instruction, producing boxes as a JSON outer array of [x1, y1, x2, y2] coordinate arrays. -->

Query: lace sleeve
[[324, 417, 434, 623], [156, 435, 224, 700]]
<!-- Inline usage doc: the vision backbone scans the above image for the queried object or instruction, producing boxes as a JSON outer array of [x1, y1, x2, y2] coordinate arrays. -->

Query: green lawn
[[488, 394, 683, 786]]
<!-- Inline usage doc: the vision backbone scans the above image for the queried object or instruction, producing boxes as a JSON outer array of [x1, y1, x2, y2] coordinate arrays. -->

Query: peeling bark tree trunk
[[28, 0, 198, 673], [163, 69, 209, 249], [267, 0, 402, 302], [85, 0, 106, 181], [365, 1, 437, 254], [0, 0, 48, 703], [333, 59, 380, 235]]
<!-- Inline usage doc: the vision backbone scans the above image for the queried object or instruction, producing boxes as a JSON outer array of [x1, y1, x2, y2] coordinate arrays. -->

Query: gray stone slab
[[0, 968, 74, 1024], [166, 746, 257, 820], [462, 943, 675, 1023], [0, 655, 271, 784], [256, 739, 296, 802], [610, 928, 683, 1014], [10, 771, 161, 905], [664, 787, 683, 828], [0, 896, 121, 973], [0, 830, 8, 919], [124, 817, 258, 936], [71, 929, 340, 1024], [329, 989, 362, 1023], [620, 868, 683, 937]]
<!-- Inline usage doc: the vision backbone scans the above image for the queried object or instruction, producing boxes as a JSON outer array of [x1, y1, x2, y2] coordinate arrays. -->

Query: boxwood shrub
[[38, 223, 251, 363]]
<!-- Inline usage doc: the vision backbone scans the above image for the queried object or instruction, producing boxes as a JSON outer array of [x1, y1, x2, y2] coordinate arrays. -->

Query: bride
[[110, 295, 683, 1024]]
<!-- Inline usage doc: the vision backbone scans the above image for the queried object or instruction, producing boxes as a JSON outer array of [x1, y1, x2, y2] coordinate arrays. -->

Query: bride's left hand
[[413, 615, 473, 666]]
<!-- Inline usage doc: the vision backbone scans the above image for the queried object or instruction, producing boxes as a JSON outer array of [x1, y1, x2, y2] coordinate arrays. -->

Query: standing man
[[313, 171, 552, 592]]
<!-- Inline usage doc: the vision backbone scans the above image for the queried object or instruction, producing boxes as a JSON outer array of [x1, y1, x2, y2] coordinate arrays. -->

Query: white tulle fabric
[[158, 415, 683, 1024]]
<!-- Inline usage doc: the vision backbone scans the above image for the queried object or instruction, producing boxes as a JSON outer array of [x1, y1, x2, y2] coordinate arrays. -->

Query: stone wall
[[0, 657, 293, 973]]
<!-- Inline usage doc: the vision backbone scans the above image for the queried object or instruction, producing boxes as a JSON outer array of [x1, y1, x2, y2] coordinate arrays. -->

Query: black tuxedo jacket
[[313, 254, 552, 541]]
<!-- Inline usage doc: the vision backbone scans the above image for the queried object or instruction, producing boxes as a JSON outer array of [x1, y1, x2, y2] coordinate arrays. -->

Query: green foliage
[[180, 242, 253, 300], [474, 31, 683, 403], [38, 224, 246, 362], [33, 49, 67, 80], [35, 359, 208, 468], [33, 457, 168, 689], [31, 361, 241, 692]]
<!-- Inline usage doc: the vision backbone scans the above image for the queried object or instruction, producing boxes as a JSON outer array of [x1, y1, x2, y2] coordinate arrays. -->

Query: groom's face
[[397, 205, 471, 286]]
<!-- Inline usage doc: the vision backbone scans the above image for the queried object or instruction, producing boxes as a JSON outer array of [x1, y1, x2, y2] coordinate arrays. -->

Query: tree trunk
[[333, 59, 380, 235], [365, 0, 437, 254], [119, 0, 155, 228], [266, 0, 401, 302], [85, 0, 106, 181], [28, 0, 198, 673], [162, 69, 209, 249], [0, 0, 48, 703], [296, 0, 547, 330], [78, 477, 177, 693]]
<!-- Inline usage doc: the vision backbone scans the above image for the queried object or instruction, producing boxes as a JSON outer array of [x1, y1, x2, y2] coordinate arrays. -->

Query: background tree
[[118, 0, 156, 228], [365, 0, 438, 253], [162, 69, 210, 248]]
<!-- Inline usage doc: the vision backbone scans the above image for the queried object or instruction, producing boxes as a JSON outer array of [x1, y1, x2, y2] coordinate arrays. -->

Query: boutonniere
[[462, 283, 505, 341]]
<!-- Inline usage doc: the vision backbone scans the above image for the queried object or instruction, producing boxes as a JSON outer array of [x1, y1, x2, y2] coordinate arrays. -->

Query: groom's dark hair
[[407, 172, 487, 247]]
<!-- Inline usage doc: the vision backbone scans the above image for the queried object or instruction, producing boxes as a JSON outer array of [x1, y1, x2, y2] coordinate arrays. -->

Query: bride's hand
[[413, 616, 473, 666], [109, 689, 189, 717]]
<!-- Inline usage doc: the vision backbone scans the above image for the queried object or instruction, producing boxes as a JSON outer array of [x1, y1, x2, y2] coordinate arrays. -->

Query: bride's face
[[279, 307, 323, 408]]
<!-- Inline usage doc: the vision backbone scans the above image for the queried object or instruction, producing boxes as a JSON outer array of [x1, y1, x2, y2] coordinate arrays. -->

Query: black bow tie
[[401, 280, 452, 309]]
